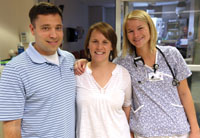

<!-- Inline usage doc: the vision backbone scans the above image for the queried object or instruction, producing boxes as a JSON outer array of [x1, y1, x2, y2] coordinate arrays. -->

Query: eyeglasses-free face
[[29, 14, 63, 56]]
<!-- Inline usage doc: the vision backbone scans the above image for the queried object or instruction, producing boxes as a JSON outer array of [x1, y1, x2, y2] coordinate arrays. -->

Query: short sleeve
[[121, 66, 132, 107], [0, 63, 25, 121], [172, 48, 192, 81]]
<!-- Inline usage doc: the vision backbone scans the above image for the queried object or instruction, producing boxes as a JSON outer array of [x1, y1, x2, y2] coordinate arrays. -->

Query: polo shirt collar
[[26, 42, 65, 64]]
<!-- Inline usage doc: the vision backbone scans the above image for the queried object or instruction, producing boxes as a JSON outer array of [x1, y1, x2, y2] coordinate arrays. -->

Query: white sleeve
[[121, 66, 132, 107]]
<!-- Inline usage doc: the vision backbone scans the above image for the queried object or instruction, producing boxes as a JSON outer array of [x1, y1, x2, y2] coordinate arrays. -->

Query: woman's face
[[126, 19, 150, 49], [88, 29, 112, 63]]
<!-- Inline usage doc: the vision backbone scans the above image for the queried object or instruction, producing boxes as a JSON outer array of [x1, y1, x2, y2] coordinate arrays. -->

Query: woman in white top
[[76, 22, 132, 138]]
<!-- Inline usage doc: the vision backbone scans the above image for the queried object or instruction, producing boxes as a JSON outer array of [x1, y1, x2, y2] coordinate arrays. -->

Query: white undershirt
[[43, 52, 59, 65]]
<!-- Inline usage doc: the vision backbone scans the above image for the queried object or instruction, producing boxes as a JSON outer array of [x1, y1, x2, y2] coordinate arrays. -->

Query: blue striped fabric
[[0, 43, 76, 138]]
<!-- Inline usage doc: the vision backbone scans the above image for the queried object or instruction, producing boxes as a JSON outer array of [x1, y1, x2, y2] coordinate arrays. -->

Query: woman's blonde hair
[[122, 10, 157, 57]]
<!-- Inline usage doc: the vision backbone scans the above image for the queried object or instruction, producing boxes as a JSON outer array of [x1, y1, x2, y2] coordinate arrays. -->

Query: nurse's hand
[[74, 59, 88, 75]]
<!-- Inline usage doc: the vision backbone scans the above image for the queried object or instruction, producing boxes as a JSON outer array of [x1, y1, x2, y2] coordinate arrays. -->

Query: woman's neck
[[88, 61, 116, 88], [89, 61, 113, 71], [136, 46, 156, 67]]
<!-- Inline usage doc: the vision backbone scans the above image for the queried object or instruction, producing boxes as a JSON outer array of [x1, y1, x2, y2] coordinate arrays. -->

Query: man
[[0, 2, 76, 138]]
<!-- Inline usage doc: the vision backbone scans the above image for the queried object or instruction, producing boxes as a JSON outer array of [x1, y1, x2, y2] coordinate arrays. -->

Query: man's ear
[[29, 24, 35, 35]]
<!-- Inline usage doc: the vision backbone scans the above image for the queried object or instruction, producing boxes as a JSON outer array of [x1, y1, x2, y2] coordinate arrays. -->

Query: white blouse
[[76, 64, 132, 138]]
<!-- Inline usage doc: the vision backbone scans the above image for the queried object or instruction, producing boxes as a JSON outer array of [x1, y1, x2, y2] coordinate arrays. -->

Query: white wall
[[55, 0, 88, 52], [0, 0, 35, 60]]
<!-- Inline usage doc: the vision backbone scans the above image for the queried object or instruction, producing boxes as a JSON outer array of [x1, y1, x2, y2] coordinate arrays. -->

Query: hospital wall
[[0, 0, 35, 60]]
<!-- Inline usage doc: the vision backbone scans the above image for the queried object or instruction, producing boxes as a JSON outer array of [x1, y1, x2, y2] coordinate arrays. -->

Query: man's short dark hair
[[29, 2, 63, 26]]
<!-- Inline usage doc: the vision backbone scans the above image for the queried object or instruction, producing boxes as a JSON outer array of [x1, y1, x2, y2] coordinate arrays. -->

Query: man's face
[[29, 14, 63, 55]]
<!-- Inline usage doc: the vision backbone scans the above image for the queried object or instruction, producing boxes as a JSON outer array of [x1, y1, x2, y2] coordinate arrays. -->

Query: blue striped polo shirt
[[0, 43, 76, 138]]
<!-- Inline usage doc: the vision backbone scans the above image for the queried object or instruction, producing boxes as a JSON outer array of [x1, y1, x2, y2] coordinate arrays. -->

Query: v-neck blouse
[[76, 64, 132, 138]]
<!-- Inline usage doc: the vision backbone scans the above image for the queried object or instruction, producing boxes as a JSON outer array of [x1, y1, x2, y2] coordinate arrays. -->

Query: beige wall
[[0, 0, 35, 60]]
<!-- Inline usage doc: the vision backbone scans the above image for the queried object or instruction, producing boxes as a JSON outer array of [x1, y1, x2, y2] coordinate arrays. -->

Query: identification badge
[[148, 72, 163, 81]]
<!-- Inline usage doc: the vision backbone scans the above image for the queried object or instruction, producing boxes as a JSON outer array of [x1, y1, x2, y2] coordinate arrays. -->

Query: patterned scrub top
[[114, 45, 191, 137]]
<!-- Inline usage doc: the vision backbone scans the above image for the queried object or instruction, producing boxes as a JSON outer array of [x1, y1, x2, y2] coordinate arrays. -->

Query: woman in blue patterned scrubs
[[75, 10, 200, 138], [113, 10, 200, 138]]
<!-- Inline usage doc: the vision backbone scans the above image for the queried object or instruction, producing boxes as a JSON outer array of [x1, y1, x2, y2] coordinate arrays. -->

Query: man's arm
[[74, 59, 88, 75], [3, 119, 21, 138]]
